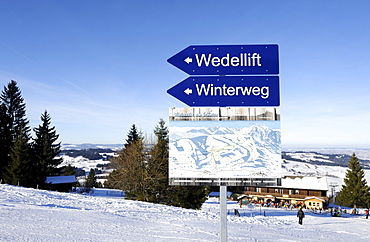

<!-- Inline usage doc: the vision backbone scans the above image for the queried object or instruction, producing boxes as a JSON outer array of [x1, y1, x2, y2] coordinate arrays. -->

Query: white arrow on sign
[[184, 57, 192, 64], [184, 88, 192, 95]]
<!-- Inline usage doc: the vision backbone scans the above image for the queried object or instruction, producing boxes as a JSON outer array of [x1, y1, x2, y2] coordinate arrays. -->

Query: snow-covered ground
[[282, 159, 370, 189], [1, 184, 370, 241], [59, 155, 111, 172]]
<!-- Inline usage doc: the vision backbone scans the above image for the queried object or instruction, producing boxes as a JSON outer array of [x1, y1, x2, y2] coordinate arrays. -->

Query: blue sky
[[0, 1, 369, 148]]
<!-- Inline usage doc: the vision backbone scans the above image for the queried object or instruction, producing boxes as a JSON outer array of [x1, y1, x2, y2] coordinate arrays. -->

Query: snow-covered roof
[[209, 191, 233, 197], [46, 176, 76, 184], [237, 194, 252, 199], [304, 196, 326, 202], [281, 176, 328, 191]]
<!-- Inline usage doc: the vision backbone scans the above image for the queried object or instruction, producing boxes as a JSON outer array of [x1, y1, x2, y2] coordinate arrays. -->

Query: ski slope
[[1, 184, 370, 241]]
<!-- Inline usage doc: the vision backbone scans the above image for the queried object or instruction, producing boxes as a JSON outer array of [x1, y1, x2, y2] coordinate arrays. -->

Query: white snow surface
[[1, 184, 370, 241], [59, 155, 110, 172], [282, 159, 370, 189]]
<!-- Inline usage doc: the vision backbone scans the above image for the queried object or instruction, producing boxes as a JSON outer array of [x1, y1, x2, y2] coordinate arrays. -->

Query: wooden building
[[304, 196, 326, 209], [46, 176, 76, 192], [230, 176, 328, 207]]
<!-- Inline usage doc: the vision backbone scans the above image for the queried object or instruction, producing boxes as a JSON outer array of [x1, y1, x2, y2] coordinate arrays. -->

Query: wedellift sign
[[167, 44, 279, 75], [167, 76, 280, 107]]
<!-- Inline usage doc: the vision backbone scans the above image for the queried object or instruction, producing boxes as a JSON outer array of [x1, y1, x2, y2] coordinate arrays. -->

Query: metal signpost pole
[[220, 185, 227, 242]]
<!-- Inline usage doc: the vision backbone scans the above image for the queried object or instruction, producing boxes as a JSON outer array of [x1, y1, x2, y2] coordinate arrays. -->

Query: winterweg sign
[[167, 76, 280, 107]]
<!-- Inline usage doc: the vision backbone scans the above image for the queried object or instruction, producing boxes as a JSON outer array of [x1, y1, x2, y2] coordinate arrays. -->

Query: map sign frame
[[169, 107, 281, 186]]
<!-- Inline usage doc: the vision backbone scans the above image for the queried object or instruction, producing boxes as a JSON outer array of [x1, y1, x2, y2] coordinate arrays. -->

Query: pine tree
[[337, 153, 370, 210], [33, 110, 62, 188], [147, 119, 169, 202], [106, 125, 147, 200], [0, 80, 29, 180], [0, 103, 11, 181], [165, 186, 210, 210], [104, 169, 123, 189], [62, 164, 75, 176], [120, 138, 147, 200], [147, 119, 210, 209], [0, 80, 29, 142], [106, 120, 210, 209], [125, 124, 142, 147], [85, 169, 97, 189], [4, 123, 35, 187]]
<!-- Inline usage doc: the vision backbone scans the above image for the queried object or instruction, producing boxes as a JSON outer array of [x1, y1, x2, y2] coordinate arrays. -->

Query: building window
[[295, 190, 299, 194]]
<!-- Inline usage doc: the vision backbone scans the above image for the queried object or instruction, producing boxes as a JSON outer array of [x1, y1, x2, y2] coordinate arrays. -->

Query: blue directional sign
[[167, 76, 280, 107], [167, 45, 279, 75]]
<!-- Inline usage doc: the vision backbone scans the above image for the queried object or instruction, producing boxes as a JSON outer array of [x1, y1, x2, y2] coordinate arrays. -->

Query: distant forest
[[60, 148, 115, 160]]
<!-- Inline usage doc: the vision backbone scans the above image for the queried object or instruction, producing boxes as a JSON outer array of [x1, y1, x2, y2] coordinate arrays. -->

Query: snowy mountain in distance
[[62, 143, 123, 150], [169, 124, 281, 178]]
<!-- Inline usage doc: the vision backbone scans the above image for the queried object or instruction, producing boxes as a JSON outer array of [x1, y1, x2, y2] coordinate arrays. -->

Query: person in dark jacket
[[297, 207, 305, 225]]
